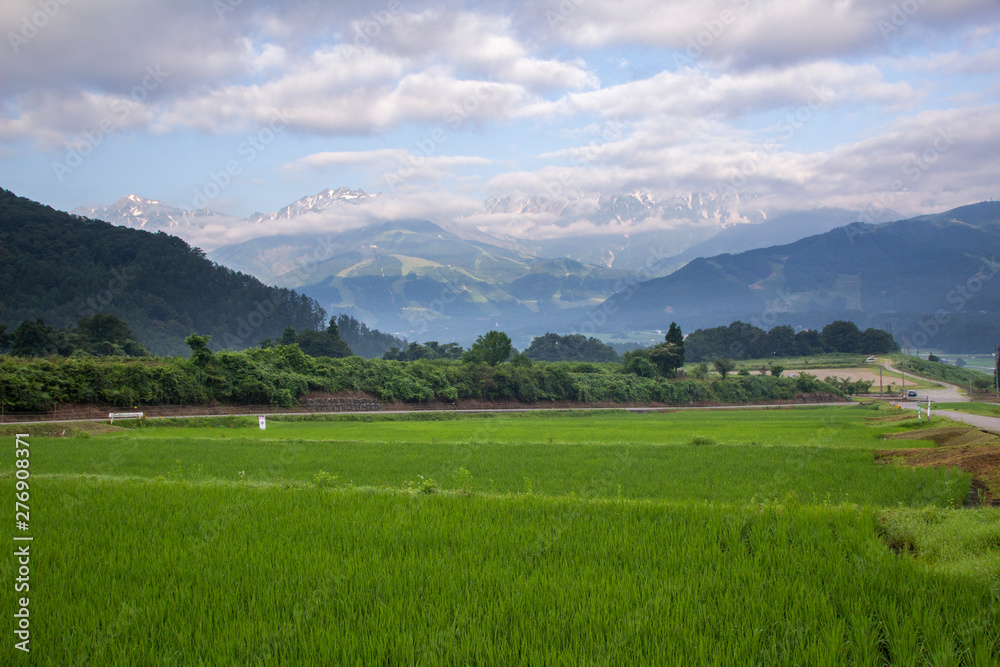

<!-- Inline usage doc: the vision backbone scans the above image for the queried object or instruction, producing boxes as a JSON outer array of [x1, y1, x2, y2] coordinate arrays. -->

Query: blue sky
[[2, 0, 999, 228]]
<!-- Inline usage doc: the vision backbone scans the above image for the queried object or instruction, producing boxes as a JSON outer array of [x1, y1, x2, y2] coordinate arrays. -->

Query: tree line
[[0, 335, 842, 413], [684, 320, 899, 362]]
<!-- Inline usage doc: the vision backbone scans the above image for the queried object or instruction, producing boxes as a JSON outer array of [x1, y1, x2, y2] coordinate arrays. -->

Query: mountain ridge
[[596, 201, 1000, 350]]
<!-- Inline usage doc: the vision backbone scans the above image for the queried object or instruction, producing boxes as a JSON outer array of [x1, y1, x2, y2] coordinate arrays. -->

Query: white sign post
[[258, 415, 266, 430]]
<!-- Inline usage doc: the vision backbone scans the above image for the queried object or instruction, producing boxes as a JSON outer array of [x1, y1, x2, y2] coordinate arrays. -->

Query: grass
[[706, 352, 871, 371], [893, 354, 994, 388], [2, 406, 997, 665], [931, 402, 1000, 418]]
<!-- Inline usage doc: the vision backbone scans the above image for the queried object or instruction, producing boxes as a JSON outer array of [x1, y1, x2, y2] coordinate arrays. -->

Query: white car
[[865, 356, 876, 363]]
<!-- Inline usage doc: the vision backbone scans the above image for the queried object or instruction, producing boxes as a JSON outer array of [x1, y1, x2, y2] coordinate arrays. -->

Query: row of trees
[[0, 339, 843, 413], [0, 313, 150, 358], [684, 320, 899, 362]]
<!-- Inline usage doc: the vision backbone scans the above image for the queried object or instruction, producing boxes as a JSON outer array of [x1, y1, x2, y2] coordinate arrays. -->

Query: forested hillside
[[0, 189, 325, 355], [600, 202, 1000, 351]]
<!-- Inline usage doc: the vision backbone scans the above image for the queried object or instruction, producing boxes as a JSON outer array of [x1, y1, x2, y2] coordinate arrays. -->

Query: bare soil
[[878, 426, 1000, 505]]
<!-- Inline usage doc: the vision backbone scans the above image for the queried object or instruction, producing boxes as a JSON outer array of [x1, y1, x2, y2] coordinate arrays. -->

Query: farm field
[[791, 367, 940, 391], [3, 407, 999, 665]]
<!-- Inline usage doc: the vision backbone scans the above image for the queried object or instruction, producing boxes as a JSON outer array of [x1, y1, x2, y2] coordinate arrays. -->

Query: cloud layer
[[2, 0, 999, 224]]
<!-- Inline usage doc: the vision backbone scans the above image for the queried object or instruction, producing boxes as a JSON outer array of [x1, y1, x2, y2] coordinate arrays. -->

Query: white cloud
[[520, 0, 1000, 67], [525, 60, 918, 121]]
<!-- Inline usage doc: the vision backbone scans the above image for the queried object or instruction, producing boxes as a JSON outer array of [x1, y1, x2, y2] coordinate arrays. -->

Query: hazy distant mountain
[[480, 191, 770, 273], [211, 218, 631, 341], [80, 187, 928, 344], [482, 191, 766, 227], [598, 202, 1000, 340], [72, 194, 239, 233]]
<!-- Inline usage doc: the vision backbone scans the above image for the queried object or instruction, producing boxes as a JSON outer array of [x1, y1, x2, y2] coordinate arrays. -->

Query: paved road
[[924, 410, 1000, 433], [875, 360, 1000, 432], [0, 402, 856, 426], [881, 361, 967, 403]]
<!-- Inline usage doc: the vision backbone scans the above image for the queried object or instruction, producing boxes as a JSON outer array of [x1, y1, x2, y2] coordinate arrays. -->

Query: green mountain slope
[[600, 202, 1000, 347], [0, 189, 326, 355]]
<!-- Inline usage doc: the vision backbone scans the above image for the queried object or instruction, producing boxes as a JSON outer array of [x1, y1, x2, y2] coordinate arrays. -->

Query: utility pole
[[880, 366, 883, 397], [995, 345, 999, 401]]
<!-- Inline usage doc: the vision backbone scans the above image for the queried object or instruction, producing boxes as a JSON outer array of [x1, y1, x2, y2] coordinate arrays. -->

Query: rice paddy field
[[3, 406, 999, 665]]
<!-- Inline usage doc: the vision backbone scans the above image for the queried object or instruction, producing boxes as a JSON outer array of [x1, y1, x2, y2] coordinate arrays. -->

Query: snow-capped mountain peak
[[72, 194, 226, 231], [247, 187, 375, 224]]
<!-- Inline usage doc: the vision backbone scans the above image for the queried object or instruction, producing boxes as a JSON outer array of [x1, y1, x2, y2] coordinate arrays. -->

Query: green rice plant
[[3, 479, 995, 665], [2, 407, 994, 664]]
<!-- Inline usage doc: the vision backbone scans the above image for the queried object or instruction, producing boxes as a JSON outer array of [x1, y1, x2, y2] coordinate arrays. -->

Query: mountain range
[[76, 188, 895, 344], [598, 201, 1000, 352]]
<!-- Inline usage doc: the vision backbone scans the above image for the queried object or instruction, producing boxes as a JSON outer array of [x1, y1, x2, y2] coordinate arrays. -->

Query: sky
[[2, 0, 999, 228]]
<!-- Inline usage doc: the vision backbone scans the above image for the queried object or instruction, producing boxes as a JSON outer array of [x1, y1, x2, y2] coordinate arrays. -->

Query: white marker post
[[258, 415, 266, 430]]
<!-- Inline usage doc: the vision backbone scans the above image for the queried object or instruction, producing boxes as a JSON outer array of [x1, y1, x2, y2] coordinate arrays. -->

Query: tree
[[464, 330, 513, 366], [74, 313, 149, 356], [862, 328, 899, 354], [623, 355, 658, 377], [384, 341, 463, 361], [691, 363, 709, 379], [665, 322, 685, 366], [821, 321, 863, 353], [280, 327, 297, 346], [335, 314, 405, 359], [763, 325, 796, 357], [770, 364, 785, 377], [647, 342, 684, 377], [713, 357, 736, 378], [10, 319, 57, 357], [525, 333, 618, 362], [0, 309, 10, 351], [185, 333, 213, 365], [793, 329, 823, 356]]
